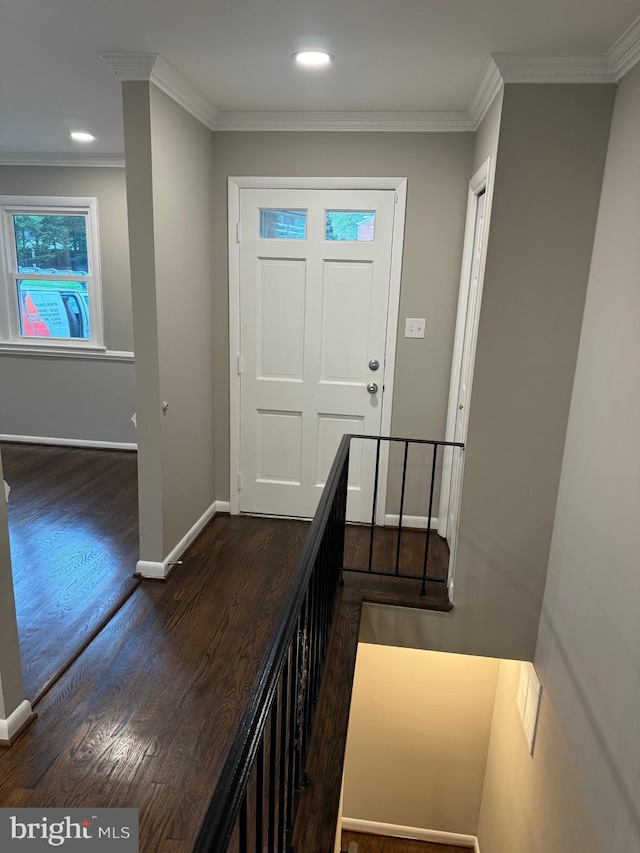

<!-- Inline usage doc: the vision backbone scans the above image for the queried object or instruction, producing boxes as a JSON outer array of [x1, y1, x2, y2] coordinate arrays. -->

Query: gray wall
[[472, 87, 504, 174], [0, 450, 27, 721], [210, 132, 475, 504], [0, 166, 136, 444], [123, 82, 216, 562], [478, 659, 600, 853], [450, 83, 614, 659], [359, 84, 615, 662], [490, 62, 640, 852]]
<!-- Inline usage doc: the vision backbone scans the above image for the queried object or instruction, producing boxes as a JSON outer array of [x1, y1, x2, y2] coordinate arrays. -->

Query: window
[[325, 210, 375, 242], [259, 208, 307, 239], [0, 196, 104, 352]]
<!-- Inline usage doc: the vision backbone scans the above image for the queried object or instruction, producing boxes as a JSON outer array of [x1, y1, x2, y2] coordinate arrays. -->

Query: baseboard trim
[[342, 817, 477, 850], [214, 500, 230, 514], [0, 700, 34, 746], [136, 499, 219, 579], [384, 513, 439, 531], [0, 434, 137, 451]]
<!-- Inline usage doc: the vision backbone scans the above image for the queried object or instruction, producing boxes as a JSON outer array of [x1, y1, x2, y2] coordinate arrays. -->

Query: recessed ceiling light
[[293, 50, 333, 67], [70, 131, 95, 143]]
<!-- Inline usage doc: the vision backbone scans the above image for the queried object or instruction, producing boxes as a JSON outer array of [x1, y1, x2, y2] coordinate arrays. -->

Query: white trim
[[0, 345, 134, 362], [492, 52, 615, 84], [467, 59, 504, 129], [0, 699, 33, 743], [214, 500, 230, 513], [0, 434, 137, 451], [100, 53, 219, 131], [0, 154, 125, 168], [0, 195, 105, 353], [229, 177, 409, 191], [136, 500, 218, 579], [227, 176, 406, 522], [438, 159, 490, 538], [228, 180, 241, 516], [215, 111, 472, 132], [11, 22, 638, 167], [384, 514, 439, 531], [438, 156, 494, 565], [342, 817, 476, 849], [608, 15, 640, 79], [375, 178, 407, 526]]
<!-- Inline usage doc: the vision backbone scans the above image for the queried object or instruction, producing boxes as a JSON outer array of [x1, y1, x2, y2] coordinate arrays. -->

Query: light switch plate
[[405, 317, 426, 338]]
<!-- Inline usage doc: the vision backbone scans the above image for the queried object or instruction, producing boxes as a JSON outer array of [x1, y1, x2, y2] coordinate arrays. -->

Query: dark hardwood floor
[[343, 523, 450, 603], [1, 442, 140, 701], [0, 446, 453, 853], [0, 515, 310, 852], [341, 830, 471, 853], [344, 522, 450, 579]]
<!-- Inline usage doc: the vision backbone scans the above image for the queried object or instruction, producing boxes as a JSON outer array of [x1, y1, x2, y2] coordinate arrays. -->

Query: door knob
[[368, 359, 380, 371], [367, 382, 378, 394]]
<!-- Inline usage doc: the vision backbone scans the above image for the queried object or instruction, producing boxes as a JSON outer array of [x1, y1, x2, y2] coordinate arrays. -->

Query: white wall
[[0, 166, 136, 445], [343, 643, 499, 835]]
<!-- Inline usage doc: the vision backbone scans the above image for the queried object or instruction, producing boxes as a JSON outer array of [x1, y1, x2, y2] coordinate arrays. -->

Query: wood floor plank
[[0, 515, 309, 853], [0, 445, 454, 853], [1, 442, 140, 700]]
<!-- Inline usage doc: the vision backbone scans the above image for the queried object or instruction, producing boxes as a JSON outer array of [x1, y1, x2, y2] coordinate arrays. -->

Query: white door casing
[[439, 157, 494, 597], [229, 177, 407, 523]]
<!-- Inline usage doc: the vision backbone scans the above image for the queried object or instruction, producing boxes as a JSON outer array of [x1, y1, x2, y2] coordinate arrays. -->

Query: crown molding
[[0, 152, 125, 167], [8, 21, 639, 169], [214, 110, 473, 132], [492, 52, 615, 84], [467, 58, 504, 128], [99, 51, 159, 80], [100, 52, 219, 130], [608, 15, 640, 80]]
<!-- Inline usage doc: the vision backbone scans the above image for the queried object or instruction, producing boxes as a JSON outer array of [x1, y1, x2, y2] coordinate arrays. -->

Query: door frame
[[228, 176, 408, 521], [438, 157, 494, 593]]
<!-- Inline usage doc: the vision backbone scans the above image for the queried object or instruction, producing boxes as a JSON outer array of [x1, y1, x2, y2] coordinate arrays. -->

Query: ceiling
[[1, 0, 639, 159]]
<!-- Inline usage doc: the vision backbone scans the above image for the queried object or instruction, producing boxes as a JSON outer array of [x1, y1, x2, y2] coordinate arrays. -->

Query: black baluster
[[421, 443, 439, 596]]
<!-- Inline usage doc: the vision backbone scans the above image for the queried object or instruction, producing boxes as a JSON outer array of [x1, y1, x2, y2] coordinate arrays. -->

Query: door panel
[[320, 261, 373, 383], [256, 410, 302, 484], [239, 187, 396, 521], [316, 413, 365, 488], [257, 258, 306, 380]]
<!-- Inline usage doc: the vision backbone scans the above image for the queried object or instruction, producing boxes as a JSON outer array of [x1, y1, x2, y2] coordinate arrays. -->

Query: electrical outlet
[[405, 317, 426, 338]]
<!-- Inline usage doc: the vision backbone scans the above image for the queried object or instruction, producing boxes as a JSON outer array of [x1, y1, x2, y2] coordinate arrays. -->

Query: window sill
[[0, 344, 134, 363]]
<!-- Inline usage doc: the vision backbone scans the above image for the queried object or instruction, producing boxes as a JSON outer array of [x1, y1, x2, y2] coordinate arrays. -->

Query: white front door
[[237, 187, 398, 522]]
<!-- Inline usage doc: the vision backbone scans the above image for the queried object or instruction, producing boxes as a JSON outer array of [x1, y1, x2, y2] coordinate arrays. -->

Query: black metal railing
[[193, 434, 351, 853], [345, 436, 464, 595], [193, 433, 464, 853]]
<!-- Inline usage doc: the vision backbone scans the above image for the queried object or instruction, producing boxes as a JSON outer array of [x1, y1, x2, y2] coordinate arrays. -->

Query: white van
[[19, 281, 90, 339]]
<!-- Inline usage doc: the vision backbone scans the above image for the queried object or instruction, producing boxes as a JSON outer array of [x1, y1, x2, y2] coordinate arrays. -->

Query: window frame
[[0, 195, 105, 355]]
